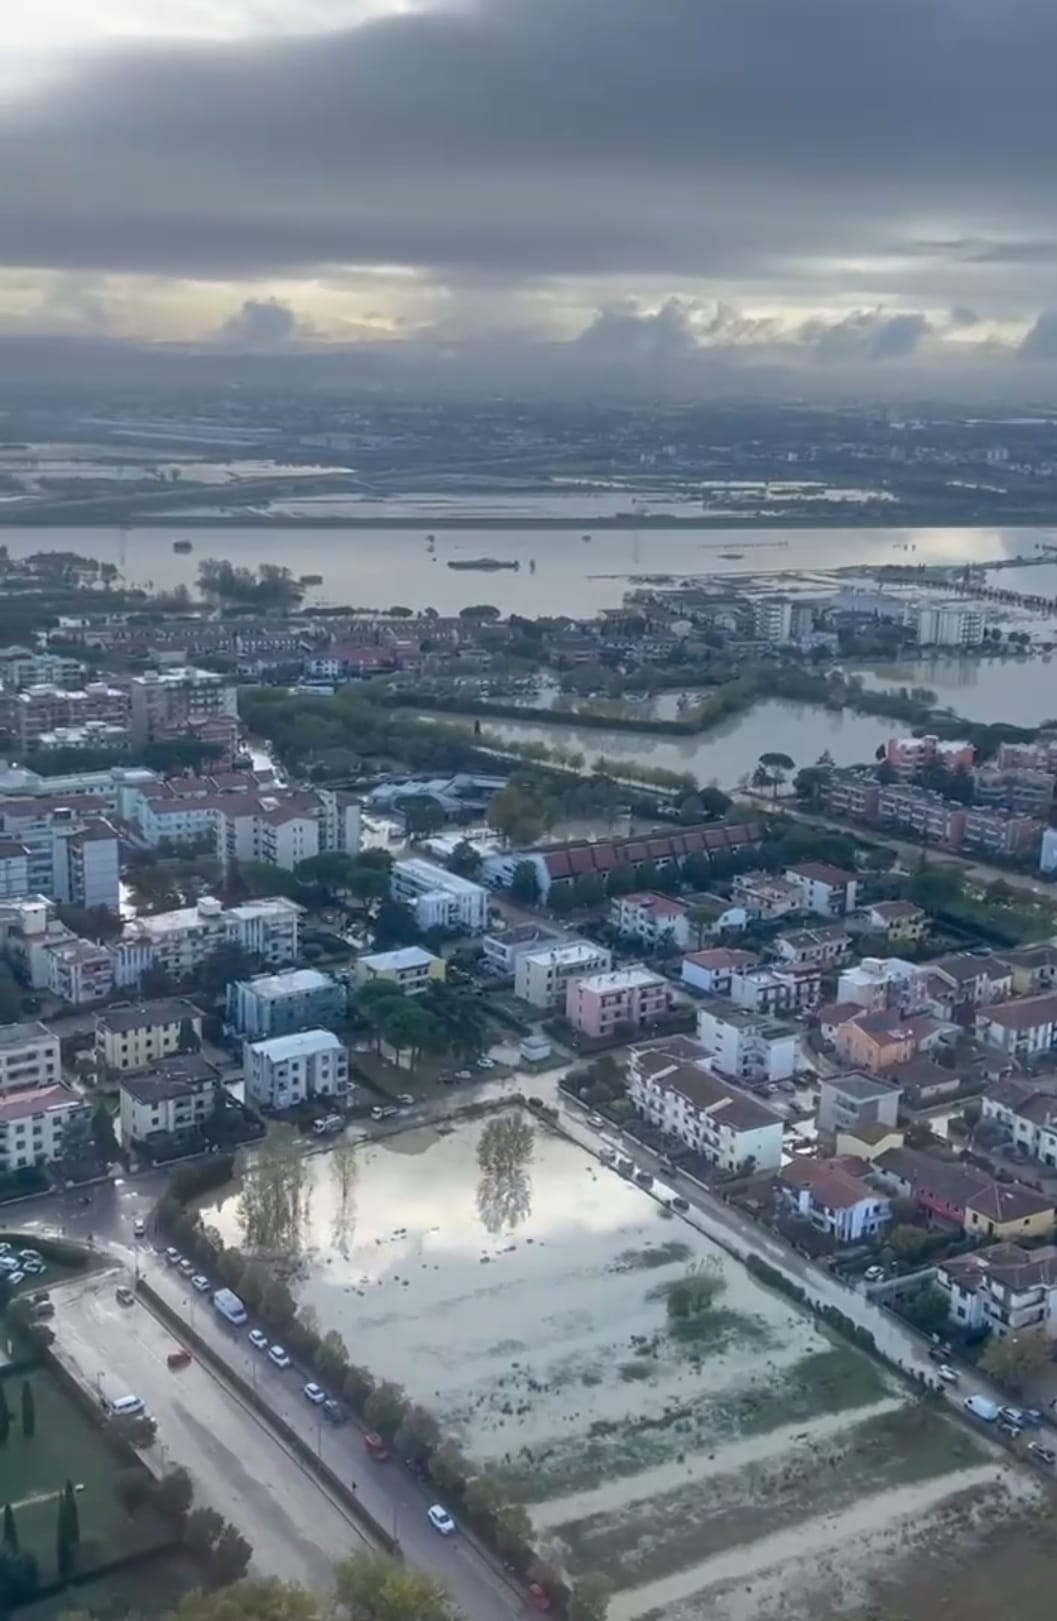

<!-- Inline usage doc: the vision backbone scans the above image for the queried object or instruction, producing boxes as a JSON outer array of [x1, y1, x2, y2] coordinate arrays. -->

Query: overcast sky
[[4, 0, 1057, 393]]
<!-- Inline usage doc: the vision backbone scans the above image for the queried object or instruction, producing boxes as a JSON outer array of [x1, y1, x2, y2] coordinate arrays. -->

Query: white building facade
[[243, 1029, 349, 1110]]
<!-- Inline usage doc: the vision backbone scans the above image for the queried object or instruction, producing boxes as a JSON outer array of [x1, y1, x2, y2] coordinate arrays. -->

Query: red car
[[167, 1348, 192, 1370], [364, 1431, 390, 1461]]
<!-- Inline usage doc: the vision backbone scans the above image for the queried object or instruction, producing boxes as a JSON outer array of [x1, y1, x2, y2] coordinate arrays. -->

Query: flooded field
[[201, 1113, 1041, 1621]]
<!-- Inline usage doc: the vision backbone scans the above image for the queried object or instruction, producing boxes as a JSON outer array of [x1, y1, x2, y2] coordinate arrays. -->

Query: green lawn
[[0, 1370, 166, 1583]]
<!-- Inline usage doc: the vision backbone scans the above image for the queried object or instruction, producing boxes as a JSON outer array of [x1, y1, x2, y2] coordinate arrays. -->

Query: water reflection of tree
[[329, 1136, 359, 1258], [476, 1116, 534, 1235], [239, 1127, 312, 1262]]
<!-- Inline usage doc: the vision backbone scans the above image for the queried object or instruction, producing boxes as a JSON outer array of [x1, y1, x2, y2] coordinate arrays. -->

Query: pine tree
[[20, 1382, 34, 1440], [2, 1502, 17, 1552]]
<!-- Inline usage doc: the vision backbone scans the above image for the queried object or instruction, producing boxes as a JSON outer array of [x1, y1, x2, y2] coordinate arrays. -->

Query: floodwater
[[1, 521, 1055, 618], [850, 653, 1057, 727], [463, 697, 888, 787]]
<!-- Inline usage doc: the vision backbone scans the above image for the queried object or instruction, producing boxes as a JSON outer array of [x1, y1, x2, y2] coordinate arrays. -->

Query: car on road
[[477, 1057, 495, 1070], [167, 1348, 192, 1370], [248, 1329, 269, 1351], [863, 1266, 886, 1283], [999, 1417, 1023, 1438], [1000, 1406, 1027, 1427], [322, 1399, 347, 1425], [964, 1394, 1000, 1422], [396, 1094, 415, 1106], [303, 1382, 326, 1405], [428, 1504, 455, 1536], [669, 1195, 690, 1213], [455, 1069, 472, 1081], [133, 1217, 147, 1238], [1029, 1443, 1056, 1467], [165, 1247, 181, 1265], [6, 1269, 24, 1285], [268, 1345, 291, 1369], [364, 1431, 390, 1461], [935, 1364, 959, 1385], [178, 1258, 195, 1276], [191, 1274, 210, 1292], [115, 1285, 135, 1307]]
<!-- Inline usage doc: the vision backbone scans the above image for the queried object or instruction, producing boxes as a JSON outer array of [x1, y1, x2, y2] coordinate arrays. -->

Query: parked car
[[477, 1058, 496, 1070], [999, 1418, 1023, 1439], [1000, 1406, 1026, 1427], [248, 1329, 269, 1351], [304, 1382, 326, 1405], [1029, 1443, 1056, 1467], [863, 1266, 885, 1283], [322, 1399, 347, 1425], [268, 1345, 291, 1369], [427, 1504, 455, 1536], [133, 1218, 147, 1238], [669, 1195, 690, 1213], [191, 1274, 210, 1293], [178, 1259, 195, 1276], [396, 1094, 415, 1106], [936, 1364, 959, 1385], [364, 1431, 390, 1461], [165, 1248, 181, 1265], [964, 1395, 999, 1422]]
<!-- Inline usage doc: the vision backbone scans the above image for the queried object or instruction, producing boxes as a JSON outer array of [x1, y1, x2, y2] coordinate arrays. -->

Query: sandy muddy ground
[[202, 1111, 1049, 1620]]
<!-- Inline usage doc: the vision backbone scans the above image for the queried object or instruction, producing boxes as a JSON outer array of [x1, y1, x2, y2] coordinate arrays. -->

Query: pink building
[[566, 966, 672, 1039], [885, 734, 975, 776]]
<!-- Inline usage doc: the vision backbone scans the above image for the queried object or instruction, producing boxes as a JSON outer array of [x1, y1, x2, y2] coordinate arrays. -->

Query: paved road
[[142, 1256, 522, 1621], [53, 1267, 371, 1591]]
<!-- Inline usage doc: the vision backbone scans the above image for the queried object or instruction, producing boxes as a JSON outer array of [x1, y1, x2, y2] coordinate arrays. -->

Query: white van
[[101, 1392, 144, 1418], [963, 1394, 999, 1423]]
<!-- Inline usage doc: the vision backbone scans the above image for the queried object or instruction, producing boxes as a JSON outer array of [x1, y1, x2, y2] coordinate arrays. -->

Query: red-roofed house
[[784, 862, 858, 917], [681, 948, 759, 997], [0, 1082, 84, 1172], [778, 1155, 892, 1243], [484, 823, 763, 899]]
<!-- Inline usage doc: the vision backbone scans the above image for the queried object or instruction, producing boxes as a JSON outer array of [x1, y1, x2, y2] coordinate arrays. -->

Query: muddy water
[[201, 1111, 825, 1459], [608, 1463, 1012, 1621]]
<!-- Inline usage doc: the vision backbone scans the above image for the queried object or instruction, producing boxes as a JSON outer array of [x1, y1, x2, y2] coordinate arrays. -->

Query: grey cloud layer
[[3, 0, 1057, 288]]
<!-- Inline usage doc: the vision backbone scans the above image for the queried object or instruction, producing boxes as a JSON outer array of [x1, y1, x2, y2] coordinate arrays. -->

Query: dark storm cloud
[[1019, 311, 1057, 360], [3, 0, 1057, 285], [218, 296, 303, 345]]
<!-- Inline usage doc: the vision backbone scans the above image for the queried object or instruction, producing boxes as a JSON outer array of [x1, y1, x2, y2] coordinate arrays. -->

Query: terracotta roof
[[943, 1242, 1057, 1293], [965, 1180, 1054, 1224], [781, 1155, 880, 1210], [0, 1083, 80, 1122], [541, 823, 761, 881], [817, 1001, 865, 1027], [621, 891, 686, 917], [651, 1062, 783, 1132], [684, 948, 759, 972], [932, 952, 1007, 987], [982, 993, 1057, 1031], [786, 861, 855, 886], [867, 900, 924, 922]]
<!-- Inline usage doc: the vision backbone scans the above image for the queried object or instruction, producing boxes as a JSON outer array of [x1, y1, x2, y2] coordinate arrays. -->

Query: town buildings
[[565, 966, 671, 1038], [354, 946, 445, 997], [817, 1072, 902, 1137], [480, 923, 562, 977], [129, 666, 239, 753], [118, 1060, 217, 1147], [243, 1030, 349, 1110], [0, 1021, 61, 1095], [884, 735, 975, 776], [938, 1244, 1057, 1338], [0, 798, 120, 910], [975, 992, 1057, 1059], [911, 602, 985, 648], [227, 967, 346, 1038], [695, 1000, 799, 1082], [784, 862, 858, 917], [778, 1156, 892, 1243], [874, 1146, 1055, 1239], [627, 1043, 784, 1172], [610, 891, 690, 950], [118, 895, 302, 987], [390, 858, 489, 934], [681, 948, 759, 997], [0, 1082, 82, 1172], [95, 999, 204, 1074], [484, 822, 762, 900], [514, 940, 612, 1009]]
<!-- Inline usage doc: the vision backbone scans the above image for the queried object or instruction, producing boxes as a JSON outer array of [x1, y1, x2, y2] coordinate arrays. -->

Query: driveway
[[53, 1268, 371, 1592]]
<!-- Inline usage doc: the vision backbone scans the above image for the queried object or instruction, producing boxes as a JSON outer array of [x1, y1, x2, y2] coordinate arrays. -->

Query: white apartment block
[[0, 799, 120, 910], [0, 840, 29, 901], [976, 993, 1057, 1060], [514, 939, 613, 1009], [118, 1062, 217, 1146], [129, 667, 239, 744], [43, 938, 114, 1005], [0, 1021, 61, 1094], [695, 1001, 799, 1082], [837, 956, 927, 1013], [355, 946, 444, 996], [117, 895, 301, 987], [628, 1045, 784, 1172], [0, 1083, 83, 1172], [243, 1029, 349, 1110], [913, 602, 985, 648], [783, 863, 858, 917], [610, 892, 689, 950], [391, 858, 489, 933]]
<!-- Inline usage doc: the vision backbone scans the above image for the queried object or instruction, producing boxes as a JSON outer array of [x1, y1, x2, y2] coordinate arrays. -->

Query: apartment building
[[731, 872, 803, 920], [354, 946, 445, 997], [481, 924, 562, 977], [227, 967, 346, 1038], [628, 1044, 784, 1172], [0, 799, 120, 910], [44, 938, 114, 1005], [96, 999, 204, 1075], [390, 858, 488, 933], [243, 1029, 349, 1110], [129, 666, 239, 745], [859, 900, 927, 942], [778, 1156, 892, 1243], [681, 948, 759, 997], [884, 735, 975, 776], [729, 964, 820, 1015], [912, 602, 985, 647], [817, 1072, 902, 1136], [982, 1077, 1057, 1168], [0, 1082, 83, 1171], [996, 945, 1057, 997], [837, 956, 926, 1013], [118, 895, 302, 987], [565, 966, 671, 1038], [0, 647, 83, 689], [960, 805, 1043, 859], [874, 1146, 1055, 1239], [118, 1058, 218, 1146], [784, 862, 858, 917], [773, 923, 851, 968], [976, 993, 1057, 1059], [834, 1008, 952, 1072], [973, 765, 1056, 818], [484, 823, 762, 900], [695, 1000, 799, 1082], [514, 940, 612, 1009], [939, 1243, 1057, 1339], [926, 953, 1013, 1016], [11, 682, 129, 751], [0, 1021, 61, 1094], [610, 891, 689, 950], [0, 840, 29, 902], [823, 772, 881, 823]]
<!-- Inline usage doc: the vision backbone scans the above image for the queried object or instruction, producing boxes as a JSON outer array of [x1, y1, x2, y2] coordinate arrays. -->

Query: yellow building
[[354, 946, 445, 996], [95, 999, 204, 1075], [963, 1183, 1056, 1242], [835, 1122, 905, 1163]]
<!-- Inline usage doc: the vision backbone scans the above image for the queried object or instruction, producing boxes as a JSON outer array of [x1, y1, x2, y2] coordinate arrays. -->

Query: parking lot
[[52, 1268, 372, 1592]]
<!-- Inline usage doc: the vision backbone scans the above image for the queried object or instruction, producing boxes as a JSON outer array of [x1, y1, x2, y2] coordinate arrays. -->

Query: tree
[[91, 1101, 118, 1168], [488, 786, 545, 848], [378, 998, 439, 1064], [0, 1548, 38, 1608], [887, 1225, 935, 1265], [758, 751, 795, 801], [458, 603, 501, 621], [509, 861, 541, 906], [209, 1523, 253, 1588], [980, 1328, 1049, 1392], [447, 841, 483, 880], [393, 1405, 441, 1467], [20, 1381, 34, 1440], [902, 1283, 950, 1336], [427, 1439, 469, 1497], [372, 900, 423, 951], [195, 942, 263, 997], [238, 1128, 311, 1262], [476, 1115, 534, 1235], [154, 1467, 194, 1526], [3, 1504, 17, 1553], [396, 796, 446, 838], [115, 1468, 154, 1518], [185, 1505, 226, 1564], [333, 1551, 460, 1621], [363, 1381, 410, 1441], [569, 1573, 613, 1621]]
